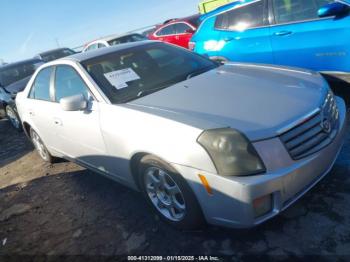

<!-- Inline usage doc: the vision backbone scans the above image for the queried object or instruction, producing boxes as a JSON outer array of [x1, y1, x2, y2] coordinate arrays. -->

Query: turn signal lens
[[253, 194, 272, 218], [198, 174, 213, 195]]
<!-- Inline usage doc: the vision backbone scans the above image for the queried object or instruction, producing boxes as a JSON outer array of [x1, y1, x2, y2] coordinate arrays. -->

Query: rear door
[[215, 0, 274, 63], [269, 0, 350, 71], [173, 22, 195, 48], [26, 67, 57, 148]]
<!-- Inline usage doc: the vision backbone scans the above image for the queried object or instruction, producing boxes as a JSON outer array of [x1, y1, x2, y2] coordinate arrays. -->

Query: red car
[[148, 14, 201, 49]]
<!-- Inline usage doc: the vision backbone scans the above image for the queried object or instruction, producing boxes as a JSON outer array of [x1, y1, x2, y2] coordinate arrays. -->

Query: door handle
[[223, 37, 234, 42], [29, 110, 35, 117], [274, 31, 293, 36]]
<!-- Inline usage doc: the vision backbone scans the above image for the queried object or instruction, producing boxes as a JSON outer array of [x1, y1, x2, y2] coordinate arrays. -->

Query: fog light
[[253, 194, 273, 218]]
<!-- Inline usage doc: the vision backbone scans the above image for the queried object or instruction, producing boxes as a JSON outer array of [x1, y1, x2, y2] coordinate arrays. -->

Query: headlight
[[197, 128, 265, 176]]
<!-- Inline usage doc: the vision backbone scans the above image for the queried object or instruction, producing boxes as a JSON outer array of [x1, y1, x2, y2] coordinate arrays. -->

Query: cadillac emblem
[[321, 118, 332, 134]]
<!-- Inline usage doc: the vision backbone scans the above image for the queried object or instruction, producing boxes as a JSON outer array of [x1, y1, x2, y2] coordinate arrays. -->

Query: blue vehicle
[[190, 0, 350, 82]]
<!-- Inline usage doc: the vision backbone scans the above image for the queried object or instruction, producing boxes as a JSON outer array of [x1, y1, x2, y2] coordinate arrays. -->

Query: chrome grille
[[280, 91, 339, 160]]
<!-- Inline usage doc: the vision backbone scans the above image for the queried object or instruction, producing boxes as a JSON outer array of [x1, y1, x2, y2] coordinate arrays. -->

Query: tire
[[5, 105, 22, 132], [139, 155, 205, 230], [0, 102, 6, 119], [30, 128, 54, 163]]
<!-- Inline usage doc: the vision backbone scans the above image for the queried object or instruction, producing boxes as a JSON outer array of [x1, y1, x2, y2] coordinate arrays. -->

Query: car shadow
[[326, 75, 350, 106], [0, 119, 33, 168]]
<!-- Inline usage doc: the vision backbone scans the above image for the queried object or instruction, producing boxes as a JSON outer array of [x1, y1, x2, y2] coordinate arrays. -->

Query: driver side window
[[54, 65, 90, 102]]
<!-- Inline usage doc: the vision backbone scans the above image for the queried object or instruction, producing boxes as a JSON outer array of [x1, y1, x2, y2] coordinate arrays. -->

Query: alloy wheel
[[31, 131, 49, 161], [144, 167, 186, 221]]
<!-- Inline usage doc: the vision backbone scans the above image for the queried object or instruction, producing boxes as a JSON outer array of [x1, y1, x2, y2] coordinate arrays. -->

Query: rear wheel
[[139, 155, 205, 230], [6, 105, 22, 131], [30, 128, 54, 163]]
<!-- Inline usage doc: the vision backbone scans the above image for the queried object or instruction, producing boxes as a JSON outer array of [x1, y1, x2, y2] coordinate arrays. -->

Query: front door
[[269, 0, 350, 72], [51, 65, 107, 170], [26, 66, 57, 149]]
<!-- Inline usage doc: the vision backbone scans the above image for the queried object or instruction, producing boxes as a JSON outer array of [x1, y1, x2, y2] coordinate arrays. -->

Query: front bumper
[[172, 97, 348, 228]]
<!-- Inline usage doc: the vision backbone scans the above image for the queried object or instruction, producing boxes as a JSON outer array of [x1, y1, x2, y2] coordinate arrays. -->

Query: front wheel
[[139, 155, 205, 230], [6, 105, 22, 131]]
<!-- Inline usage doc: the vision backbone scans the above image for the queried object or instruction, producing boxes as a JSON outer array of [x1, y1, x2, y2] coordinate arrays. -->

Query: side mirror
[[60, 94, 87, 111], [318, 2, 349, 18], [185, 28, 195, 34]]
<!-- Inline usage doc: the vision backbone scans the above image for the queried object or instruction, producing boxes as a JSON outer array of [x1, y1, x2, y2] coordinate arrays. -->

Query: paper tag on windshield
[[104, 68, 140, 90]]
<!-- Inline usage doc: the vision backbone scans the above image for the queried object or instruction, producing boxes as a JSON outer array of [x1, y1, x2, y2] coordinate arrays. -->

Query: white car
[[82, 33, 147, 52], [16, 41, 347, 229]]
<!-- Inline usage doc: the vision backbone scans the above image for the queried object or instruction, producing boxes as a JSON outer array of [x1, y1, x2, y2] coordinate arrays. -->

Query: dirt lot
[[0, 89, 350, 259]]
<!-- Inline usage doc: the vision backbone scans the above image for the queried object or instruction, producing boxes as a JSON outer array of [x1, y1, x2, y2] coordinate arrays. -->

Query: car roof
[[86, 32, 144, 46], [62, 40, 156, 63], [38, 47, 74, 56], [160, 13, 201, 27], [0, 58, 42, 71]]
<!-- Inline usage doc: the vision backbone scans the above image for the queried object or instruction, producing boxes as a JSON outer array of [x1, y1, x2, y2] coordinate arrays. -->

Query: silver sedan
[[16, 41, 348, 229]]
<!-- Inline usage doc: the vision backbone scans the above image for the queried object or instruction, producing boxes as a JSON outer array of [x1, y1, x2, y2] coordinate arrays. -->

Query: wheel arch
[[22, 121, 32, 138], [129, 152, 181, 191], [129, 152, 148, 190]]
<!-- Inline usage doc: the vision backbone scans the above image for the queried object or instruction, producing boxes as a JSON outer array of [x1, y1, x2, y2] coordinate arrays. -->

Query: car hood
[[4, 76, 32, 95], [128, 63, 328, 141]]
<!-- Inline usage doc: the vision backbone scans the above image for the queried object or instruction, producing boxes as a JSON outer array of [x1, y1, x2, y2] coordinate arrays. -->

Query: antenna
[[55, 38, 60, 48]]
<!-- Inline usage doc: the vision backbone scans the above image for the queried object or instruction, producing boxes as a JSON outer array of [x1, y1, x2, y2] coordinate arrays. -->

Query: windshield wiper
[[136, 85, 169, 98], [186, 65, 217, 80]]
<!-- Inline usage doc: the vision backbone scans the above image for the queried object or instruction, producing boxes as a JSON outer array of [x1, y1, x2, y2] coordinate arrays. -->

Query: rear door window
[[87, 44, 98, 51], [174, 23, 192, 34], [156, 25, 175, 36], [29, 67, 53, 101]]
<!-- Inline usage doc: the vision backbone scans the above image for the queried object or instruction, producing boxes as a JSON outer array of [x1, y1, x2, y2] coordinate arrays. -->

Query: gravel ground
[[0, 87, 350, 260]]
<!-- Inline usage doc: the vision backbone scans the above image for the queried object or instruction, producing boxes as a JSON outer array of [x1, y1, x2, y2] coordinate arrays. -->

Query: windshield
[[41, 49, 76, 62], [108, 34, 148, 46], [82, 42, 218, 104], [0, 60, 42, 87]]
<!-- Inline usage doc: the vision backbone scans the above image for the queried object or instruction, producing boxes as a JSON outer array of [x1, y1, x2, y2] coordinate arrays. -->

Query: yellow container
[[198, 0, 236, 14]]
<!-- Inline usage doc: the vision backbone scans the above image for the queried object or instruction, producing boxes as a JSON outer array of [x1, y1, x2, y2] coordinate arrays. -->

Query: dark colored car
[[35, 48, 77, 62], [148, 14, 201, 49], [0, 58, 43, 130]]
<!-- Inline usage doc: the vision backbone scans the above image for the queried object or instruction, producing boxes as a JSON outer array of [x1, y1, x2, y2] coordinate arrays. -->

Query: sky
[[0, 0, 199, 63]]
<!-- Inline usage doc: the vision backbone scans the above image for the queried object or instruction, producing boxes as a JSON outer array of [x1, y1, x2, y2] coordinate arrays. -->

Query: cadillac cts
[[16, 41, 347, 229]]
